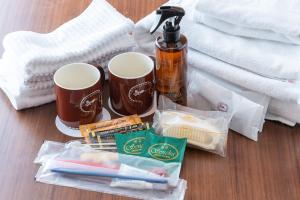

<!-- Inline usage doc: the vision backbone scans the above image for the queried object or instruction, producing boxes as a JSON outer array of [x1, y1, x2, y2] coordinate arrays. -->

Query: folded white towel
[[268, 99, 300, 124], [194, 0, 300, 45], [181, 19, 300, 81], [2, 0, 135, 84], [188, 49, 300, 104], [266, 114, 296, 127], [0, 0, 136, 110], [0, 46, 127, 96], [0, 85, 56, 110]]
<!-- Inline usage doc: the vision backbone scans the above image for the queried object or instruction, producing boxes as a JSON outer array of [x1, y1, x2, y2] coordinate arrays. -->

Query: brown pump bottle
[[151, 6, 187, 106]]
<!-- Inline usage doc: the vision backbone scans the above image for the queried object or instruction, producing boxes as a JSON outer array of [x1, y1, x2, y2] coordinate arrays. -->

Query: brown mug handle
[[97, 65, 106, 87], [88, 63, 105, 87], [149, 55, 156, 86], [149, 55, 159, 107]]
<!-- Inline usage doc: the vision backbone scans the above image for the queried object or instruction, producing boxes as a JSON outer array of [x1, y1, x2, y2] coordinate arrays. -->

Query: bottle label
[[156, 54, 187, 105]]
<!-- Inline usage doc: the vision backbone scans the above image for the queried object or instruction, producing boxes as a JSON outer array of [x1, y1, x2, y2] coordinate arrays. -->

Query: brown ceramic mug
[[108, 52, 155, 115], [54, 63, 105, 128]]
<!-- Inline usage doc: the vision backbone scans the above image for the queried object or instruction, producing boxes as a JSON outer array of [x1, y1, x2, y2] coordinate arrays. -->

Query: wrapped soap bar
[[153, 96, 232, 157]]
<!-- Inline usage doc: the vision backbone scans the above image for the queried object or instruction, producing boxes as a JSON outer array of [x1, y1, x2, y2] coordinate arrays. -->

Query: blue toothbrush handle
[[51, 167, 168, 184]]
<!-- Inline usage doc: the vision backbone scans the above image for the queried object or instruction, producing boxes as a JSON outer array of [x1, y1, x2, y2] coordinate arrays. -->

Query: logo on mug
[[128, 82, 153, 104], [80, 90, 102, 113]]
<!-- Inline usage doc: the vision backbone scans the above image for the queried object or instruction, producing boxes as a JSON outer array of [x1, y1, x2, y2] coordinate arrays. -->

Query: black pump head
[[150, 6, 185, 40]]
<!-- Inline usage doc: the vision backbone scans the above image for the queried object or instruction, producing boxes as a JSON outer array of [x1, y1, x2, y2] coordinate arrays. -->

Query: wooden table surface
[[0, 0, 300, 200]]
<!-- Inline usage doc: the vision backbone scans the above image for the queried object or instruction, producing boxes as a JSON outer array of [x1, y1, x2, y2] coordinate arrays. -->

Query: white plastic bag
[[187, 68, 269, 141]]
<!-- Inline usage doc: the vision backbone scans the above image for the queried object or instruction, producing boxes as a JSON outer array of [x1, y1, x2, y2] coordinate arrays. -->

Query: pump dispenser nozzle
[[150, 6, 185, 43]]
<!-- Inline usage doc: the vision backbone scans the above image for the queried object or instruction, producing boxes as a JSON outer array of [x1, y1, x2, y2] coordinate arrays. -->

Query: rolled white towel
[[194, 0, 300, 45]]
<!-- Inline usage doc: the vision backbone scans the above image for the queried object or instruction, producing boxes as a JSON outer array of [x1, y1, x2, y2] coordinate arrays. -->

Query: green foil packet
[[115, 129, 155, 155], [116, 129, 187, 163], [141, 133, 187, 163]]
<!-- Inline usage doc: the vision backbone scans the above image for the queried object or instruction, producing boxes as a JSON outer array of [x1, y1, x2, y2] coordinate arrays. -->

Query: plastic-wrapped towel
[[188, 66, 300, 127], [187, 68, 269, 141], [0, 0, 136, 110]]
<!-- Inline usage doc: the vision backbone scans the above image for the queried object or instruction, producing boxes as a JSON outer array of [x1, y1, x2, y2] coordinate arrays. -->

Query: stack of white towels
[[134, 0, 300, 140], [0, 0, 135, 110]]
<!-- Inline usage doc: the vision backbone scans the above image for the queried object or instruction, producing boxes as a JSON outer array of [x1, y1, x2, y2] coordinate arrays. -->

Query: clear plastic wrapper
[[34, 140, 187, 200], [153, 96, 232, 157], [34, 140, 65, 164], [187, 68, 268, 141]]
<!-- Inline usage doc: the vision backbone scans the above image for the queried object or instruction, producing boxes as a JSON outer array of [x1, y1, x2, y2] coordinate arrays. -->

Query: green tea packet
[[141, 133, 187, 163], [115, 129, 155, 156], [115, 128, 187, 163]]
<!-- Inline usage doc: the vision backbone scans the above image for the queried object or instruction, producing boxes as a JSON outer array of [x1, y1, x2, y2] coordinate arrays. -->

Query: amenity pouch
[[34, 140, 186, 199], [153, 95, 232, 157]]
